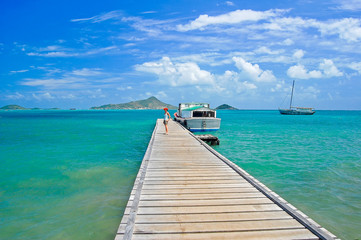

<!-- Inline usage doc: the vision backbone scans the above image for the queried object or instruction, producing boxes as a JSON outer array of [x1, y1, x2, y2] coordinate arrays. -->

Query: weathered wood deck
[[115, 119, 337, 240]]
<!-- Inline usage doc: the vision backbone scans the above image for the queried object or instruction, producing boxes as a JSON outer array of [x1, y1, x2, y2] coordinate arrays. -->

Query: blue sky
[[1, 0, 361, 109]]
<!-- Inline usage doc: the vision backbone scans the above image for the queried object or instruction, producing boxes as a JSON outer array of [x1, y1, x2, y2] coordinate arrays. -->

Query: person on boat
[[163, 108, 171, 134]]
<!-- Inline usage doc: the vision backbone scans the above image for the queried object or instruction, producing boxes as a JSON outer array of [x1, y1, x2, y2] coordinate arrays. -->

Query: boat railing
[[294, 107, 314, 110]]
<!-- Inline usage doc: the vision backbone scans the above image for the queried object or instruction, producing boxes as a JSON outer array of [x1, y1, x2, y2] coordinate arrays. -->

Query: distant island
[[0, 105, 28, 110], [215, 104, 238, 110], [0, 105, 61, 110], [90, 96, 177, 110], [1, 100, 237, 111]]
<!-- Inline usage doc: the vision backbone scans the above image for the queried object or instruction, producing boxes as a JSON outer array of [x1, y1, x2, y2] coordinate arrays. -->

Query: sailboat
[[279, 80, 315, 115]]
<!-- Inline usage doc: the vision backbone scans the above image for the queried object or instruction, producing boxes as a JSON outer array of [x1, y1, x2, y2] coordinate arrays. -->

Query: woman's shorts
[[163, 120, 168, 125]]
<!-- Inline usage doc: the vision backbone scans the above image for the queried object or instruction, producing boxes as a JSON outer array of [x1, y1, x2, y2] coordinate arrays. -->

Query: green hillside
[[215, 104, 238, 110], [91, 96, 177, 110], [0, 105, 28, 110]]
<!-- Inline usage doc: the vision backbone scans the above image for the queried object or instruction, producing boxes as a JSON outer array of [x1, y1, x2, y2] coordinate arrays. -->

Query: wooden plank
[[133, 210, 292, 223], [150, 149, 214, 154], [149, 154, 219, 158], [148, 161, 225, 165], [147, 165, 230, 169], [125, 204, 281, 215], [141, 179, 248, 185], [145, 170, 238, 175], [148, 161, 226, 165], [147, 163, 226, 167], [148, 158, 222, 161], [146, 167, 231, 171], [146, 166, 228, 170], [135, 198, 273, 207], [143, 176, 245, 181], [148, 158, 221, 162], [137, 187, 260, 195], [144, 173, 240, 177], [123, 229, 318, 240], [148, 160, 222, 163], [118, 219, 305, 234], [126, 198, 272, 208], [145, 167, 234, 172], [122, 210, 294, 225], [141, 183, 253, 190], [138, 192, 264, 200]]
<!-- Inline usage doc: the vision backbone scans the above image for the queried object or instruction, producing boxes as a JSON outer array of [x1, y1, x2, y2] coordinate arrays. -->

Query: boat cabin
[[178, 103, 217, 118]]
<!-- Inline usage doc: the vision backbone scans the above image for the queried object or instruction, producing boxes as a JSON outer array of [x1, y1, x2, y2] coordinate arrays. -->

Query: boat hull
[[175, 117, 221, 132], [279, 109, 315, 115]]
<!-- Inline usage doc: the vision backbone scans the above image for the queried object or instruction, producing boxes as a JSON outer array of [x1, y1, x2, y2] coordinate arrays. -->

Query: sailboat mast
[[290, 80, 295, 109]]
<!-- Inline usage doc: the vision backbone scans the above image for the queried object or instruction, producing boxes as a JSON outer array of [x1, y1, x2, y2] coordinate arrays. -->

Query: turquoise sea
[[0, 110, 360, 240]]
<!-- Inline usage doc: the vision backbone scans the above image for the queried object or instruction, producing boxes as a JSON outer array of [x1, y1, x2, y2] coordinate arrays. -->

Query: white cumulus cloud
[[232, 57, 276, 82], [261, 15, 361, 42], [287, 64, 322, 79], [293, 49, 305, 59], [316, 18, 361, 42], [282, 38, 294, 46], [217, 70, 257, 93], [287, 59, 342, 79], [135, 57, 215, 87], [319, 59, 343, 77], [264, 16, 317, 32]]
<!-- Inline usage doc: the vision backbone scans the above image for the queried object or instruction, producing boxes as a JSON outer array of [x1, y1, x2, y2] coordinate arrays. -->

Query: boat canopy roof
[[182, 106, 214, 111]]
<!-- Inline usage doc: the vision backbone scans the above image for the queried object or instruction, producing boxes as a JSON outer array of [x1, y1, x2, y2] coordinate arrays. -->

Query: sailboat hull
[[279, 109, 315, 115]]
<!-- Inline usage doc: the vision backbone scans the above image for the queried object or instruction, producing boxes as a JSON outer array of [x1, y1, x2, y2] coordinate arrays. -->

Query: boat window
[[192, 111, 215, 117]]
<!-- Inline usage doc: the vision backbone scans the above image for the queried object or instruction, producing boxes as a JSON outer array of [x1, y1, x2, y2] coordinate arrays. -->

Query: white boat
[[174, 103, 221, 132], [279, 80, 315, 115]]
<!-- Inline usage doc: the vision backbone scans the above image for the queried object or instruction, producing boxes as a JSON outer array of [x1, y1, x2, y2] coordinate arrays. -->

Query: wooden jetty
[[116, 119, 337, 240]]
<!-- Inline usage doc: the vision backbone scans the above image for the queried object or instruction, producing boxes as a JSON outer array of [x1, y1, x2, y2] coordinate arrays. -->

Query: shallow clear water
[[0, 110, 157, 240], [0, 110, 360, 239]]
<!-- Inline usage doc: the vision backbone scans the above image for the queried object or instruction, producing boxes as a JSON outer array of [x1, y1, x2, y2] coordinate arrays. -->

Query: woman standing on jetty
[[163, 108, 171, 135]]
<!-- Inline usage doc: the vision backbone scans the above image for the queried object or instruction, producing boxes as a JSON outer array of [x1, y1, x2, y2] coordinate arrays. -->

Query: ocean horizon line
[[1, 108, 361, 111]]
